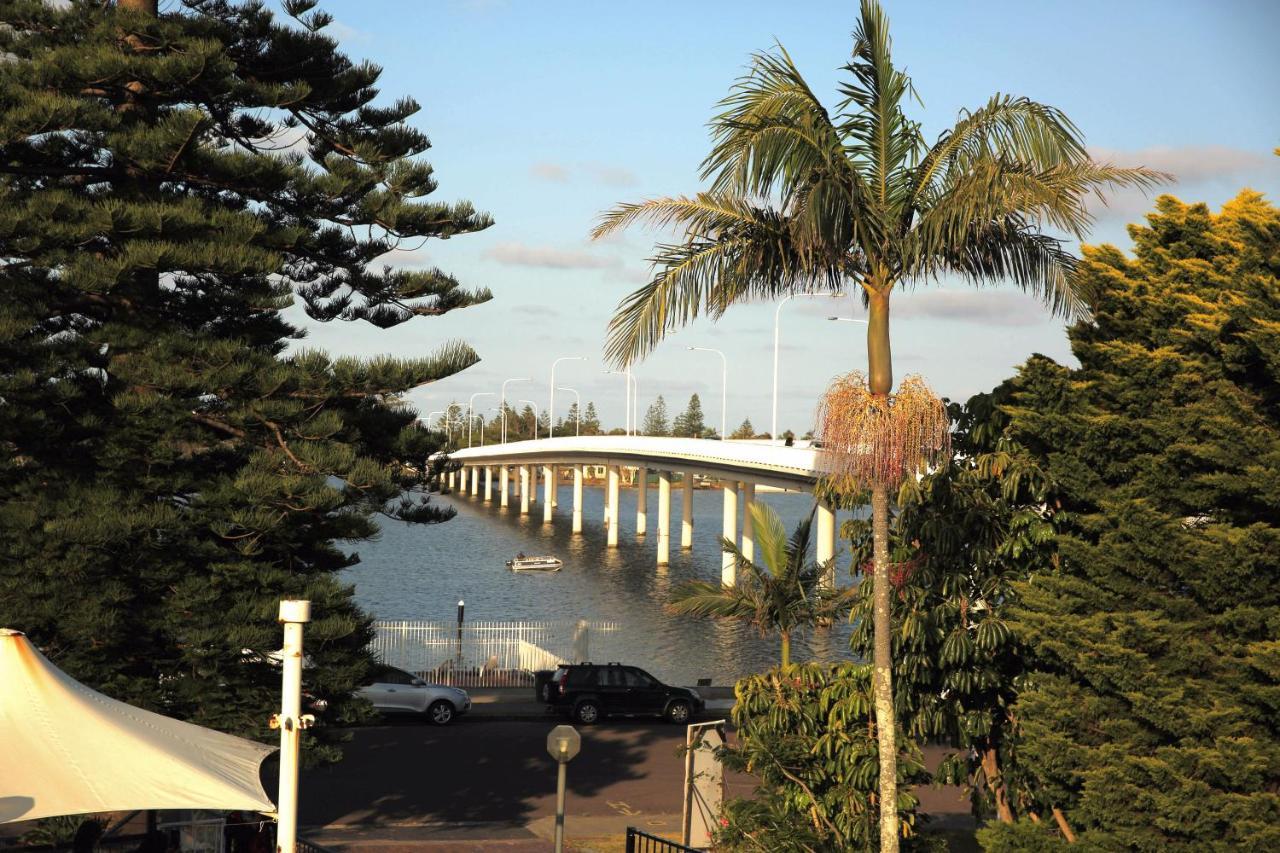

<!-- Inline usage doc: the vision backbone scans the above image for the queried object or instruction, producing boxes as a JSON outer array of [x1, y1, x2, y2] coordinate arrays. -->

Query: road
[[299, 717, 748, 836]]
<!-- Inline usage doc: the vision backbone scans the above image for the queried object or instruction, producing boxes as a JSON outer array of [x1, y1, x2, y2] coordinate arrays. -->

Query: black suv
[[548, 663, 704, 725]]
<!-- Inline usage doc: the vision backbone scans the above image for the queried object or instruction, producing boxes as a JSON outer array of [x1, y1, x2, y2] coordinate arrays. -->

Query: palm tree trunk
[[871, 481, 898, 852], [865, 283, 899, 851], [780, 630, 791, 667]]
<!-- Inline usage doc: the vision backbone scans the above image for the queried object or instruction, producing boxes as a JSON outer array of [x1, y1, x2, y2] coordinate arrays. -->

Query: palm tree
[[594, 3, 1165, 847], [668, 503, 849, 667]]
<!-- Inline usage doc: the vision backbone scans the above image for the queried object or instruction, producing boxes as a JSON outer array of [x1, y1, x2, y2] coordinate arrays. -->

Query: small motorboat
[[506, 553, 563, 573]]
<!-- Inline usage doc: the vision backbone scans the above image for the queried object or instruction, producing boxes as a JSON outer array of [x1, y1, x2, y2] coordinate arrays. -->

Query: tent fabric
[[0, 629, 276, 823]]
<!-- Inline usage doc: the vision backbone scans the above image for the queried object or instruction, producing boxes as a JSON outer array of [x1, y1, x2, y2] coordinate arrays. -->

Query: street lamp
[[687, 346, 728, 439], [425, 410, 445, 432], [517, 399, 541, 439], [501, 377, 532, 443], [546, 725, 581, 853], [772, 292, 839, 441], [549, 356, 587, 438], [557, 386, 581, 436], [467, 392, 495, 447], [827, 316, 869, 324], [445, 402, 464, 447], [604, 370, 639, 435]]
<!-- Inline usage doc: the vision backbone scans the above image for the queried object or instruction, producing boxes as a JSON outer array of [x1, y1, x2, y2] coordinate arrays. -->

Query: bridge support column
[[551, 466, 558, 507], [636, 467, 648, 537], [529, 465, 538, 504], [499, 466, 509, 507], [722, 480, 739, 585], [519, 465, 530, 515], [447, 469, 455, 490], [470, 466, 479, 497], [817, 500, 837, 587], [607, 466, 620, 547], [572, 465, 584, 534], [681, 475, 693, 549], [542, 465, 554, 523], [484, 466, 493, 501], [741, 482, 756, 563], [657, 470, 671, 566]]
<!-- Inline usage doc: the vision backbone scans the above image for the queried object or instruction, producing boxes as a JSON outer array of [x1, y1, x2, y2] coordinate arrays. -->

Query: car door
[[596, 666, 629, 713], [379, 667, 419, 712], [624, 667, 666, 715]]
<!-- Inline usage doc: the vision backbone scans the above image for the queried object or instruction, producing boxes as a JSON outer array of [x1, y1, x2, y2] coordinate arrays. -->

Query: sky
[[279, 0, 1280, 435]]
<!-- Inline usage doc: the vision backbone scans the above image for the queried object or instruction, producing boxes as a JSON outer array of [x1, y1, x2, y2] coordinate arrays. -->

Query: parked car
[[357, 665, 470, 725], [547, 662, 704, 725]]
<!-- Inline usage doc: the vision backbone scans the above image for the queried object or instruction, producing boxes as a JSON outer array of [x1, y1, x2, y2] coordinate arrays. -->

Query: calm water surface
[[346, 482, 860, 684]]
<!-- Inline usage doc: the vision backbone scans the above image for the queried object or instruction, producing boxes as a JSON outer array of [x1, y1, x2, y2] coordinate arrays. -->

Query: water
[[345, 482, 859, 685]]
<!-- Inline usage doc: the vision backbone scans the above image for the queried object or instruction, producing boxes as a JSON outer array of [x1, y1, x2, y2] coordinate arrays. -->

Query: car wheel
[[666, 700, 692, 724], [427, 700, 455, 726], [574, 700, 601, 725]]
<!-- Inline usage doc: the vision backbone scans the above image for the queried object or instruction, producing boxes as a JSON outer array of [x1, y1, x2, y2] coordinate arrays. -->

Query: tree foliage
[[980, 192, 1280, 850], [672, 392, 707, 437], [0, 0, 489, 757], [642, 394, 671, 436]]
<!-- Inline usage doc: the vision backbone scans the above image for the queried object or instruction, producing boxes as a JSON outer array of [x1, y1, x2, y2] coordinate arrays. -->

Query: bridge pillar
[[519, 465, 531, 515], [499, 466, 509, 507], [817, 500, 837, 587], [529, 465, 537, 505], [740, 482, 756, 563], [447, 469, 455, 490], [722, 480, 739, 585], [636, 467, 648, 537], [542, 465, 554, 523], [470, 465, 479, 497], [607, 466, 620, 547], [572, 465, 584, 533], [484, 466, 493, 501], [681, 475, 693, 549], [657, 470, 671, 565], [551, 465, 559, 507]]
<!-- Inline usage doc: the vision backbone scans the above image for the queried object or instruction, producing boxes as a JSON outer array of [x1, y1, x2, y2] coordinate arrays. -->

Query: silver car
[[358, 665, 471, 725]]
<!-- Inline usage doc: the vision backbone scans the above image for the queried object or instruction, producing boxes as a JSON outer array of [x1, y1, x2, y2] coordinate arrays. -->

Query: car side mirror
[[412, 678, 426, 687]]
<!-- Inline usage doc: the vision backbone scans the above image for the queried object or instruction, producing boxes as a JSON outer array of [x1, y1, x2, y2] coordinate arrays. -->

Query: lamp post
[[827, 316, 869, 324], [557, 386, 581, 436], [518, 399, 541, 440], [467, 392, 495, 447], [771, 293, 839, 441], [546, 725, 582, 853], [549, 356, 587, 438], [481, 406, 500, 446], [274, 600, 313, 853], [605, 370, 638, 435], [445, 402, 464, 447], [425, 410, 445, 432], [501, 377, 532, 443], [687, 346, 728, 438]]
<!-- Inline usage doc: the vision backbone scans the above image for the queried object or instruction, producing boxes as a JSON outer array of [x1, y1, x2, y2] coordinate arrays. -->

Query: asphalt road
[[298, 717, 750, 832]]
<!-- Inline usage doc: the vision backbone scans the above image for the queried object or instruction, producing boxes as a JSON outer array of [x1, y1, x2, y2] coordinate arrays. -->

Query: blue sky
[[283, 0, 1280, 434]]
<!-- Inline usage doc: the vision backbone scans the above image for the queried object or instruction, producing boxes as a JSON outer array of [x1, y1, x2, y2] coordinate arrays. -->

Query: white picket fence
[[370, 619, 620, 687]]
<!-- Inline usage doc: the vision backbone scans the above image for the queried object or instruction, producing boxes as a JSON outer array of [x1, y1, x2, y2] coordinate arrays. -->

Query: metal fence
[[625, 827, 700, 853], [370, 619, 620, 687]]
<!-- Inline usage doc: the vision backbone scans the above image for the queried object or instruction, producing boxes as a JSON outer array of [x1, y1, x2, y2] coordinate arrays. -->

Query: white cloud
[[586, 164, 639, 187], [1089, 144, 1273, 183], [484, 242, 619, 269], [531, 162, 570, 183], [893, 290, 1055, 327], [327, 21, 372, 46]]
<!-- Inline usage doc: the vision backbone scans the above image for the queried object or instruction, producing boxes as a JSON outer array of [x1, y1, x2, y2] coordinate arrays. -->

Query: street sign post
[[547, 725, 581, 853]]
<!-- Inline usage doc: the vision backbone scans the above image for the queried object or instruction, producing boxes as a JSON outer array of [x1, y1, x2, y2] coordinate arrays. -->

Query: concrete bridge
[[447, 436, 838, 586]]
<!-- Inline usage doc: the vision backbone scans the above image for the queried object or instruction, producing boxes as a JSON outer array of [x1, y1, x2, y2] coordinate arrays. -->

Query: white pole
[[572, 465, 583, 533], [467, 392, 494, 447], [636, 467, 648, 536], [681, 475, 694, 549], [741, 482, 755, 562], [549, 356, 586, 438], [518, 399, 540, 440], [722, 481, 738, 586], [657, 470, 671, 566], [275, 600, 311, 853], [501, 377, 532, 444], [688, 347, 728, 438], [607, 466, 620, 547], [771, 293, 839, 442], [558, 387, 581, 436]]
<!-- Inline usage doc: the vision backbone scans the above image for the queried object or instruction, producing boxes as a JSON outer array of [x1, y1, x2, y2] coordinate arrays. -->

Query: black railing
[[625, 826, 699, 853]]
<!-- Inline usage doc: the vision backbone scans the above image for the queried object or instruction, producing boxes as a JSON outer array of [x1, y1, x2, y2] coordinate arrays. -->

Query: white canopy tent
[[0, 628, 276, 824]]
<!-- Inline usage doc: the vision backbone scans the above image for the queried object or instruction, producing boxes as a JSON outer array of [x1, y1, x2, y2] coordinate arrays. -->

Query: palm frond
[[668, 581, 760, 620], [748, 502, 792, 580]]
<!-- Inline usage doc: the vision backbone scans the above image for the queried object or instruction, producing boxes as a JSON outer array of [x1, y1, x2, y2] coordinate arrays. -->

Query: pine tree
[[729, 418, 755, 439], [562, 401, 580, 436], [980, 193, 1280, 849], [642, 395, 670, 436], [581, 402, 602, 436], [672, 393, 706, 437], [0, 0, 490, 758]]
